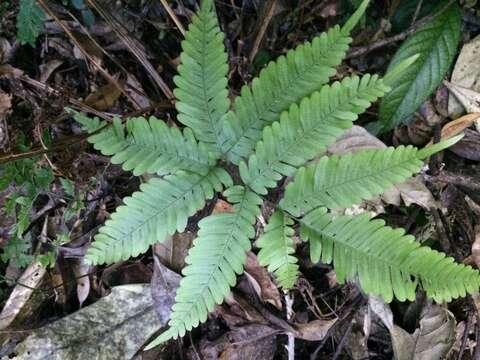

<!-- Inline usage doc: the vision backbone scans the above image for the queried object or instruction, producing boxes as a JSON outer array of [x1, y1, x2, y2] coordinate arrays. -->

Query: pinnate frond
[[85, 168, 232, 265], [257, 211, 299, 289], [240, 75, 390, 195], [147, 186, 262, 346], [220, 0, 371, 164], [280, 137, 463, 216], [74, 114, 213, 176], [300, 208, 480, 303], [174, 0, 229, 150]]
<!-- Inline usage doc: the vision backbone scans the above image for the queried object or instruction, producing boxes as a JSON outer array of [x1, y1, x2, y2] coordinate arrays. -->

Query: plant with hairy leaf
[[73, 0, 480, 348]]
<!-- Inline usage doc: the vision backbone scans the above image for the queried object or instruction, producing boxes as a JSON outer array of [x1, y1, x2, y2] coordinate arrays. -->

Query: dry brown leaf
[[71, 259, 91, 308], [427, 112, 480, 146], [244, 252, 282, 310], [293, 318, 337, 341], [154, 231, 194, 272], [39, 59, 63, 83], [126, 74, 151, 108], [0, 64, 24, 78], [448, 35, 480, 117], [84, 80, 124, 111], [0, 260, 48, 331], [471, 226, 480, 269], [212, 199, 235, 214]]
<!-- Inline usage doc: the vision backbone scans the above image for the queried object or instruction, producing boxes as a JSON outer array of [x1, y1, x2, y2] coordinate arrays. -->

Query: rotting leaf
[[370, 296, 455, 360], [244, 252, 282, 310], [8, 284, 169, 360]]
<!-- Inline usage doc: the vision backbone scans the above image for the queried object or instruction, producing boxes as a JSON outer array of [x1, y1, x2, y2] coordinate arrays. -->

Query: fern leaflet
[[174, 0, 230, 151], [300, 208, 480, 303], [257, 211, 299, 289], [86, 168, 232, 265], [240, 75, 390, 195], [146, 186, 262, 346], [77, 115, 214, 176], [17, 0, 45, 46]]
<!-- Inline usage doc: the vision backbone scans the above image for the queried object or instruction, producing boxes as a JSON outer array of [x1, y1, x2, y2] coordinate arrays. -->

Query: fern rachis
[[72, 0, 480, 348]]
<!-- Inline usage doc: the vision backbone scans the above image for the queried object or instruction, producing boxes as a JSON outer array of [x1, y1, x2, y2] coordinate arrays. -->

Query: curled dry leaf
[[38, 59, 63, 84], [370, 296, 455, 360], [244, 252, 282, 310], [427, 112, 480, 146], [84, 80, 124, 111], [293, 318, 337, 341], [0, 89, 12, 149]]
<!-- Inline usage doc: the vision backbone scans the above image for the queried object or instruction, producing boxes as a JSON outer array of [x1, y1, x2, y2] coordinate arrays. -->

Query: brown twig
[[159, 0, 186, 35], [249, 0, 277, 62], [346, 0, 457, 59], [424, 171, 480, 192]]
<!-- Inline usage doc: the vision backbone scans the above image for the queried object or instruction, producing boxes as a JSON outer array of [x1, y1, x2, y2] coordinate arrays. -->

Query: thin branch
[[159, 0, 186, 35]]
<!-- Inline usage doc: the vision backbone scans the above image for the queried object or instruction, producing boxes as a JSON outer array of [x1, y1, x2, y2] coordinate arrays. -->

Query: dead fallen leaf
[[0, 64, 24, 78], [244, 252, 282, 310], [450, 128, 480, 161], [0, 89, 11, 148], [197, 324, 277, 360], [154, 231, 194, 272], [395, 177, 437, 210], [472, 226, 480, 268], [150, 256, 181, 325], [448, 35, 480, 117], [212, 199, 235, 214], [293, 318, 337, 341], [39, 59, 63, 84], [444, 81, 480, 131], [71, 259, 90, 308], [84, 80, 124, 111], [0, 259, 48, 332], [8, 284, 165, 360], [427, 113, 480, 146], [126, 74, 151, 109], [371, 296, 455, 360]]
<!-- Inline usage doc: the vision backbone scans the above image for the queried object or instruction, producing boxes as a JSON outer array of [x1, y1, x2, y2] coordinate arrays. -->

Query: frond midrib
[[110, 170, 214, 239], [171, 192, 250, 328], [301, 218, 423, 282], [224, 36, 344, 156], [284, 152, 421, 212]]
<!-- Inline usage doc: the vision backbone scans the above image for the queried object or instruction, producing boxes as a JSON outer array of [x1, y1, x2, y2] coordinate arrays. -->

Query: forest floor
[[1, 0, 480, 359]]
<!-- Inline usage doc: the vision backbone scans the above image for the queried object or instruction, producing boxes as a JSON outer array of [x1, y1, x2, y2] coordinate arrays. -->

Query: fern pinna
[[72, 0, 480, 348]]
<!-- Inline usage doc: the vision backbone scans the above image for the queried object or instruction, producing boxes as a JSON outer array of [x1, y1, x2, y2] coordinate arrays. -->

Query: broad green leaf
[[378, 1, 461, 131]]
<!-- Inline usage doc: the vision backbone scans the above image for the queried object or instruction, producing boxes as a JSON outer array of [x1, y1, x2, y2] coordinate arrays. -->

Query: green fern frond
[[220, 1, 371, 164], [239, 75, 390, 195], [85, 168, 232, 265], [17, 0, 45, 46], [147, 186, 262, 346], [257, 211, 299, 289], [174, 0, 229, 150], [75, 114, 213, 176], [280, 138, 463, 216], [300, 208, 480, 303]]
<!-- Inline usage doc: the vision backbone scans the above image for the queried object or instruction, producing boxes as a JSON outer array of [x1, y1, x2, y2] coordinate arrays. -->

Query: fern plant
[[73, 0, 480, 348]]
